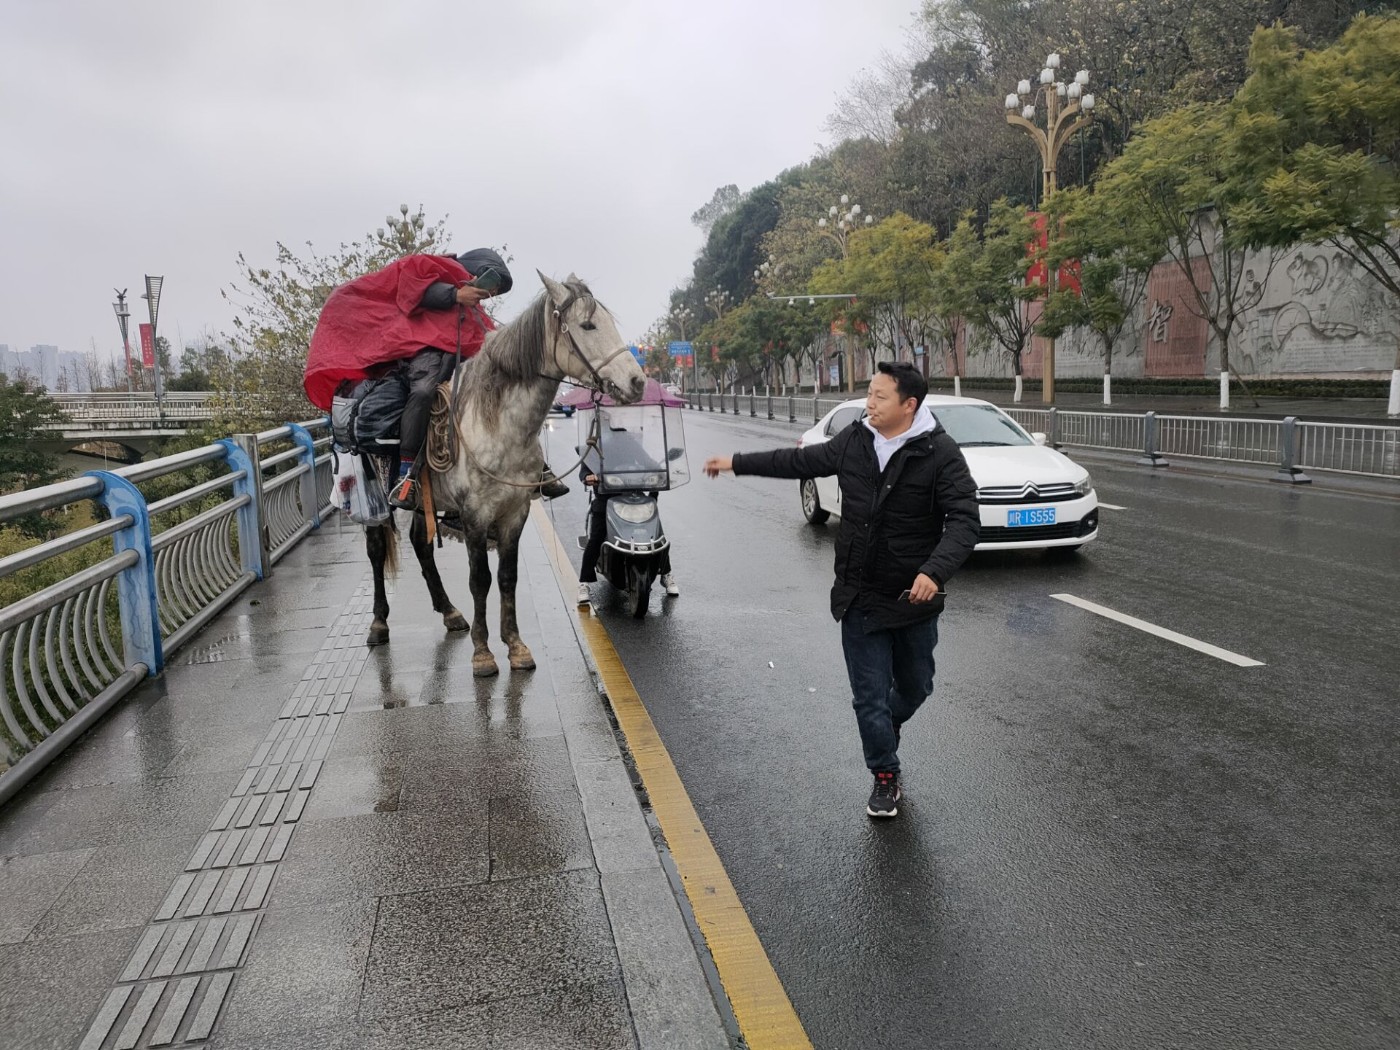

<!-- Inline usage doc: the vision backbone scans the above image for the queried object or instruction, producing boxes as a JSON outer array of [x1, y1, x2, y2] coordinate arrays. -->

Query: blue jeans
[[840, 605, 939, 774]]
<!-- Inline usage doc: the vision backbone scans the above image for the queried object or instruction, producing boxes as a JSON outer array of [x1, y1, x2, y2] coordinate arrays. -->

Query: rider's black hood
[[455, 248, 512, 295]]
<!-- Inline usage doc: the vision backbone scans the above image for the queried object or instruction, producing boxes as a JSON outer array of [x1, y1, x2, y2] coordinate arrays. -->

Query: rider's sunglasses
[[470, 266, 505, 294]]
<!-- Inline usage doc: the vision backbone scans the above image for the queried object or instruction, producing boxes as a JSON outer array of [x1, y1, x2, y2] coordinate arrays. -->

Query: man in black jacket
[[704, 361, 979, 818]]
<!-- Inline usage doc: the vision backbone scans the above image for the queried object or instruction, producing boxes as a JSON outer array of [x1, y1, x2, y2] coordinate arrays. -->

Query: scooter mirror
[[667, 447, 684, 462]]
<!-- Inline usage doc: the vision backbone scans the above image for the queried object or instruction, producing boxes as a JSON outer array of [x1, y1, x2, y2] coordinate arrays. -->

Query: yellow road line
[[533, 504, 813, 1050]]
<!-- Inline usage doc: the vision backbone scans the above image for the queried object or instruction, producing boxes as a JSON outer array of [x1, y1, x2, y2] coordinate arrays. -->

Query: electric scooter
[[573, 397, 689, 618]]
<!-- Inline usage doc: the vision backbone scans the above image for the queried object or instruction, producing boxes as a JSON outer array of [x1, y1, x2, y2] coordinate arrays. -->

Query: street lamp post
[[1005, 56, 1095, 404], [112, 289, 132, 394], [703, 288, 731, 391], [670, 305, 695, 391], [816, 196, 873, 391], [141, 275, 166, 419]]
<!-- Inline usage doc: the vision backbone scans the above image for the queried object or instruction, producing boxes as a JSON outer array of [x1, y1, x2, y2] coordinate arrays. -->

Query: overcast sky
[[0, 1, 917, 368]]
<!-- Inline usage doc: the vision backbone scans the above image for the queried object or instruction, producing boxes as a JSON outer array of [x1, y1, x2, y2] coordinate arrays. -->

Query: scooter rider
[[576, 411, 678, 606]]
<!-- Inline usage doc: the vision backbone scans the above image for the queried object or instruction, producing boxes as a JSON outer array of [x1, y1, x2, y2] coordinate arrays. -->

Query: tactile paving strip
[[77, 584, 372, 1050]]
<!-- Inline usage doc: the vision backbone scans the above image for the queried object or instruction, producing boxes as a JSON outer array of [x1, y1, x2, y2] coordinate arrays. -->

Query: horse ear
[[537, 270, 568, 305], [565, 272, 580, 284]]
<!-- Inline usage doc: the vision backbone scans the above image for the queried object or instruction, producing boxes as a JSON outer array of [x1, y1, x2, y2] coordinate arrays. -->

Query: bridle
[[538, 285, 634, 401]]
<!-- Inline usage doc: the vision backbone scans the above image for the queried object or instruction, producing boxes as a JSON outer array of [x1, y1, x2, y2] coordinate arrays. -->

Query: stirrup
[[388, 475, 420, 510]]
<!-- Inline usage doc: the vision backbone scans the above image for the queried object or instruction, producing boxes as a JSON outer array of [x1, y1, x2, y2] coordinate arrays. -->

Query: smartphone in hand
[[898, 589, 913, 602]]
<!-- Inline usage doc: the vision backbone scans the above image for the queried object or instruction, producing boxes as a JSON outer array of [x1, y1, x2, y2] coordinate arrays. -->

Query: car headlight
[[612, 501, 656, 523], [1071, 474, 1093, 496]]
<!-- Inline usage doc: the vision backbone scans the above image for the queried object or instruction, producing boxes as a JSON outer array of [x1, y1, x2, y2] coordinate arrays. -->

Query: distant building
[[0, 344, 95, 391]]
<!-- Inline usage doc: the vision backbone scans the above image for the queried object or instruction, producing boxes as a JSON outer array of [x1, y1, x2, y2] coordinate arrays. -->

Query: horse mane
[[453, 279, 605, 428]]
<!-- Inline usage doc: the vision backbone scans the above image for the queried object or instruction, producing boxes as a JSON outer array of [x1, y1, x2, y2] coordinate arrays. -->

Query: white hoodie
[[864, 405, 938, 473]]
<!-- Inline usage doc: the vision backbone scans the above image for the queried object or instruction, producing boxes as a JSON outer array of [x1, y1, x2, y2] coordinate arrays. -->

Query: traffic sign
[[668, 341, 692, 357]]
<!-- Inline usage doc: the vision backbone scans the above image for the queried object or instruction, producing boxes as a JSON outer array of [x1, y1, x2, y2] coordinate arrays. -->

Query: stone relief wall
[[927, 236, 1399, 380]]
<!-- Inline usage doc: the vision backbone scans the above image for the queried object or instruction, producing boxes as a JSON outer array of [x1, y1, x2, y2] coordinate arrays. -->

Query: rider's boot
[[541, 464, 570, 500], [388, 455, 421, 510]]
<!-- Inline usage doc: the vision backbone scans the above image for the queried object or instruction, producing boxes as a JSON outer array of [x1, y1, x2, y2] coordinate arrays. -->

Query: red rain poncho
[[303, 254, 495, 410]]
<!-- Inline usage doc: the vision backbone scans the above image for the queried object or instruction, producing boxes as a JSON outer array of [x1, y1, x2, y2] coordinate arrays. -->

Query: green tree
[[220, 203, 450, 426], [1091, 102, 1277, 380], [813, 214, 945, 373], [691, 184, 744, 236], [1038, 187, 1157, 385], [1232, 16, 1400, 387], [0, 377, 66, 537], [941, 201, 1040, 388]]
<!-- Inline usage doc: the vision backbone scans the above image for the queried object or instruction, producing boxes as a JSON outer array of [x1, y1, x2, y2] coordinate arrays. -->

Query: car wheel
[[801, 479, 830, 524]]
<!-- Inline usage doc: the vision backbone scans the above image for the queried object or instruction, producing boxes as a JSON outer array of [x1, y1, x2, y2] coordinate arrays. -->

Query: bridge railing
[[43, 392, 270, 428], [0, 418, 335, 802]]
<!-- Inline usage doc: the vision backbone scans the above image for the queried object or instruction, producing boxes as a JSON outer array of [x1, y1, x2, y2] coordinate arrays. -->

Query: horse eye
[[580, 321, 597, 331]]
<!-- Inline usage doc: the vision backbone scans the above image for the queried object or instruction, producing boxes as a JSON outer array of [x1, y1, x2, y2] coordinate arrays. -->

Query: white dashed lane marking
[[1051, 593, 1266, 668]]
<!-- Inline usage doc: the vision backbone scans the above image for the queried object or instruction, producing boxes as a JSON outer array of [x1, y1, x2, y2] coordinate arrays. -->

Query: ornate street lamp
[[1006, 57, 1095, 404], [816, 194, 874, 259]]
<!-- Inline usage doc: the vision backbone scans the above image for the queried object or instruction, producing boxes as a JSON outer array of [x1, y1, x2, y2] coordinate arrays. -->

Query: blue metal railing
[[0, 419, 335, 802]]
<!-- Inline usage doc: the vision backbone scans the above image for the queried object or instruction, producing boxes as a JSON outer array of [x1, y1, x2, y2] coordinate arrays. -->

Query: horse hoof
[[508, 644, 536, 672], [472, 654, 499, 678], [443, 610, 469, 633], [367, 622, 390, 647]]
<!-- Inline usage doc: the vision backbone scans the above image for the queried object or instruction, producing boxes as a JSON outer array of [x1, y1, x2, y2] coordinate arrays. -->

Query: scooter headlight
[[612, 501, 656, 524]]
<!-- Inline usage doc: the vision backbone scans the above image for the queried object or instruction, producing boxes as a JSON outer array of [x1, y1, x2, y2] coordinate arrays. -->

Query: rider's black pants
[[399, 348, 459, 461]]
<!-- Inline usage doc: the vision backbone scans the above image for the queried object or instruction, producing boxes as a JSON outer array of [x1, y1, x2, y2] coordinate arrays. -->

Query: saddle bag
[[329, 372, 409, 453]]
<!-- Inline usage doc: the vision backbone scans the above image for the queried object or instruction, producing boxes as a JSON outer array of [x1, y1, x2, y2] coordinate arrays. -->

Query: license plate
[[1007, 507, 1056, 527]]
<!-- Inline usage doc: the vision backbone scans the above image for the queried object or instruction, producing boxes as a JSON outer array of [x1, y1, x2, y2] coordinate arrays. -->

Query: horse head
[[538, 271, 646, 404]]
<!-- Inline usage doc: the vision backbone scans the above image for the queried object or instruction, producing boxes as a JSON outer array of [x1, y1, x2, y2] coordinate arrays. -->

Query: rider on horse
[[304, 248, 570, 510]]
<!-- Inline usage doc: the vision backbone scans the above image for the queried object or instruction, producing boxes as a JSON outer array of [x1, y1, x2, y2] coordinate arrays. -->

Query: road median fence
[[686, 390, 1400, 483], [0, 419, 336, 803]]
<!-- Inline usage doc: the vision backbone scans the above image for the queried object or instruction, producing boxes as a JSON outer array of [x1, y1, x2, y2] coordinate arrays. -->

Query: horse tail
[[377, 520, 399, 577]]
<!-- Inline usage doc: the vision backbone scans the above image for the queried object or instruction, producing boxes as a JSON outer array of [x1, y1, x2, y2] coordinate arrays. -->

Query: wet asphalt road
[[542, 411, 1400, 1050]]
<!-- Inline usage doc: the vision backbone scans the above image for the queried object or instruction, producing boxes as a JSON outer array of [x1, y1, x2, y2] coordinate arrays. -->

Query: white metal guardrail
[[685, 389, 1399, 482], [0, 419, 335, 802]]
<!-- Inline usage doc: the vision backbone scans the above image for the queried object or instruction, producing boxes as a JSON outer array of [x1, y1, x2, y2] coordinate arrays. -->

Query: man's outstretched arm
[[703, 431, 845, 480]]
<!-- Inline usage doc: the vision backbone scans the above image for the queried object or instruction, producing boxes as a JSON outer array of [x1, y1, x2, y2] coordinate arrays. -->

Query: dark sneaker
[[388, 475, 419, 510], [540, 471, 570, 499], [866, 772, 901, 818]]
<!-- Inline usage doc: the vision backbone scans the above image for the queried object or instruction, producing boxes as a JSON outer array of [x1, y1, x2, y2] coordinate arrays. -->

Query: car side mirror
[[1031, 432, 1048, 446]]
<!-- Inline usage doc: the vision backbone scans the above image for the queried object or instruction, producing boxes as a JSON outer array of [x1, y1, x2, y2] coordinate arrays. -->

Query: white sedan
[[796, 395, 1099, 551]]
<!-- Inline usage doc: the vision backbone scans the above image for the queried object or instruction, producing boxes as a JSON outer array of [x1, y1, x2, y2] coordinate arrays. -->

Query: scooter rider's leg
[[578, 494, 607, 605], [659, 547, 679, 597]]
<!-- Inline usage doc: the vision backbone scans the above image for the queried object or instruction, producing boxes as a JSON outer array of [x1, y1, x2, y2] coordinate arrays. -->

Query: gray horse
[[366, 272, 645, 675]]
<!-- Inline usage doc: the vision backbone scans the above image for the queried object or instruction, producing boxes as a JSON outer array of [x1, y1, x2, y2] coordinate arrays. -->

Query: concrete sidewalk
[[0, 516, 731, 1050]]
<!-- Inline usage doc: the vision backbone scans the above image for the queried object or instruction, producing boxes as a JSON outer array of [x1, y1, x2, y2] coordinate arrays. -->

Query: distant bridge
[[39, 392, 260, 457]]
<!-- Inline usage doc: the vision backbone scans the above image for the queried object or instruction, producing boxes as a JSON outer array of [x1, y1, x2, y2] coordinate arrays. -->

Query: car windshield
[[929, 404, 1032, 447]]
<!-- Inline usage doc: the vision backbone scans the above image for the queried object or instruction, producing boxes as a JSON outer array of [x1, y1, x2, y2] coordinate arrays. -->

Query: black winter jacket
[[733, 420, 980, 627]]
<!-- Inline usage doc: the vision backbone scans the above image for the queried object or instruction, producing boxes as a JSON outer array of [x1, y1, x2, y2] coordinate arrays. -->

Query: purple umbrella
[[556, 377, 686, 408]]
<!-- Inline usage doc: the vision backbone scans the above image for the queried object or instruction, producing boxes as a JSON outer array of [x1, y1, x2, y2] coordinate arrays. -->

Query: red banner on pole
[[139, 324, 155, 367]]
